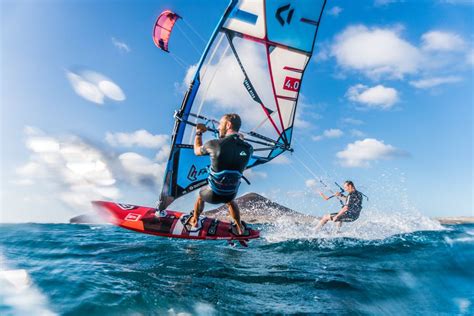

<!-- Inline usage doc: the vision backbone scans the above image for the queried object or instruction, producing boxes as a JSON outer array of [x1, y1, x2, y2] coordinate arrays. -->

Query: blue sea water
[[1, 221, 473, 315]]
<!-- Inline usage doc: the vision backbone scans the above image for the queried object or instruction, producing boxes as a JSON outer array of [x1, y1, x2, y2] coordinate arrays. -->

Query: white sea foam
[[444, 236, 474, 246], [193, 302, 217, 315], [262, 169, 445, 243], [166, 302, 216, 316], [0, 255, 57, 315], [262, 205, 444, 243], [455, 298, 471, 314]]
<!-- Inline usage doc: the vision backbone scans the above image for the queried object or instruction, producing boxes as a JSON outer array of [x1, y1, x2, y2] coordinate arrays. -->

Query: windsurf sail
[[153, 10, 181, 52], [158, 0, 327, 210]]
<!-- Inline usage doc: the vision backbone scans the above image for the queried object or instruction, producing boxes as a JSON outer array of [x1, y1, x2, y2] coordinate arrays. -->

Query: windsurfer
[[316, 181, 363, 230], [187, 113, 253, 235]]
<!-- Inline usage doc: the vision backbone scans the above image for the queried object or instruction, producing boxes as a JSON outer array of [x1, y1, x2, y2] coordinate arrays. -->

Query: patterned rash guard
[[331, 190, 363, 222], [344, 190, 363, 219]]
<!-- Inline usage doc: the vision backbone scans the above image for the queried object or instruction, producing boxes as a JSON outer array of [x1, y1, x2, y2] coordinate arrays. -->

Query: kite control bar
[[317, 179, 345, 206]]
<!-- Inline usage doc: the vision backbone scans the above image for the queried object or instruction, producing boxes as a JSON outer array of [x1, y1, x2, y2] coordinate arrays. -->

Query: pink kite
[[152, 10, 181, 52]]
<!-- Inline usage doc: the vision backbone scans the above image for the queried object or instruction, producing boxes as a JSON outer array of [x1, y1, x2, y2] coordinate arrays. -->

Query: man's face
[[344, 183, 353, 192]]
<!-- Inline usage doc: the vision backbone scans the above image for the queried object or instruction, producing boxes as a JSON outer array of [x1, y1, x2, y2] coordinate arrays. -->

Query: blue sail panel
[[265, 0, 326, 53]]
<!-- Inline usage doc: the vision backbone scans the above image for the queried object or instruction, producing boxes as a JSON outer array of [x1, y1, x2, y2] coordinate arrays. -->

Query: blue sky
[[1, 0, 472, 223]]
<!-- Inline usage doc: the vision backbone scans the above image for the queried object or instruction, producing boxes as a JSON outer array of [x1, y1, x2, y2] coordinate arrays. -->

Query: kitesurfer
[[316, 180, 363, 230], [187, 113, 253, 235]]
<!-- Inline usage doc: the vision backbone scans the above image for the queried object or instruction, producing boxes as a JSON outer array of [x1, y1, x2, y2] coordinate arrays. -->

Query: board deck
[[92, 201, 260, 241]]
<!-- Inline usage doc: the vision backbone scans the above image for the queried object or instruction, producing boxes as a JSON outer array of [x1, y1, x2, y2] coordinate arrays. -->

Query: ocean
[[1, 218, 473, 315]]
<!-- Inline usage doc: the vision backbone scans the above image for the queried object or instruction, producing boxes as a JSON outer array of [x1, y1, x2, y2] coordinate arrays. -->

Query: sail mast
[[158, 1, 238, 210]]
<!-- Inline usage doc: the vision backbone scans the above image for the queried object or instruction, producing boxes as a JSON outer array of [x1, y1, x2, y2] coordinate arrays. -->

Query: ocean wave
[[0, 254, 57, 315]]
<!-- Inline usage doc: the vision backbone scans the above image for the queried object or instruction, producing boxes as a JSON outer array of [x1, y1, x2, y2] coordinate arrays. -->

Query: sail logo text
[[187, 165, 208, 182], [283, 76, 300, 92], [276, 4, 295, 26]]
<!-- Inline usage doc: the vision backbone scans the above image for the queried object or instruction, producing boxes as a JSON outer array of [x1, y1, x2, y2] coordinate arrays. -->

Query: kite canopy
[[153, 10, 180, 52]]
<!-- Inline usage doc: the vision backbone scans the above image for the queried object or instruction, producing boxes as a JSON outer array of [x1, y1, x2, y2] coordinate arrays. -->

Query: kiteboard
[[92, 201, 259, 246]]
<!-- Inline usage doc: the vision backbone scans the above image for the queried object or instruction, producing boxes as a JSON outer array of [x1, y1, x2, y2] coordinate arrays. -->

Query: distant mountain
[[435, 217, 474, 225], [204, 192, 316, 224]]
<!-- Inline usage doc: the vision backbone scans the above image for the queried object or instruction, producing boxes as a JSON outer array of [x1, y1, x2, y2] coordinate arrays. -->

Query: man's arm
[[319, 191, 331, 200], [334, 191, 347, 202], [194, 123, 207, 156]]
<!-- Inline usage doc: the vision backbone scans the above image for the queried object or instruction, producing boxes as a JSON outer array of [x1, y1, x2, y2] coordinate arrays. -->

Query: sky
[[1, 0, 473, 223]]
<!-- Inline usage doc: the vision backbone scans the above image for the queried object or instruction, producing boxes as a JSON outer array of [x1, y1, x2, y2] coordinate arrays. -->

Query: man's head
[[343, 180, 355, 192], [218, 113, 241, 137]]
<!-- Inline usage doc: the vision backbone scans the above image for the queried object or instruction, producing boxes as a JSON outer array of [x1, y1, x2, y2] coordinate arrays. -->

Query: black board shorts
[[331, 211, 360, 222], [199, 186, 237, 204]]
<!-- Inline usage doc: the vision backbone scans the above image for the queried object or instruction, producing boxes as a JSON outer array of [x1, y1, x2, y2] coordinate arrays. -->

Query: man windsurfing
[[316, 181, 363, 230], [187, 113, 253, 235]]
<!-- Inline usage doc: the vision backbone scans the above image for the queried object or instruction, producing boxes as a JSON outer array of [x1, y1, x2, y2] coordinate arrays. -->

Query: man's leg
[[189, 196, 204, 227], [316, 213, 332, 230], [227, 200, 244, 235]]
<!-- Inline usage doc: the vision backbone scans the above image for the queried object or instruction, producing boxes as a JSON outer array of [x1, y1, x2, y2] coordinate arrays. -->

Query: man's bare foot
[[236, 223, 244, 235], [187, 216, 198, 228], [232, 222, 246, 235]]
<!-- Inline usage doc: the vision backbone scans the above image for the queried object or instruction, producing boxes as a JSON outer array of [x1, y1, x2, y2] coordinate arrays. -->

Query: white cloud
[[98, 81, 125, 101], [327, 6, 343, 16], [15, 162, 44, 182], [155, 144, 171, 162], [331, 25, 422, 79], [313, 42, 331, 62], [336, 138, 406, 167], [374, 0, 400, 6], [15, 127, 170, 211], [409, 76, 462, 89], [16, 128, 119, 210], [350, 129, 366, 138], [26, 137, 60, 153], [467, 50, 474, 65], [293, 95, 316, 129], [66, 69, 125, 105], [112, 37, 131, 53], [342, 117, 364, 125], [106, 130, 169, 149], [421, 31, 466, 52], [67, 72, 104, 104], [119, 152, 166, 187], [440, 0, 474, 4], [324, 129, 344, 138], [305, 179, 318, 188], [312, 128, 344, 141], [243, 169, 268, 181], [269, 154, 291, 164], [346, 84, 399, 109]]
